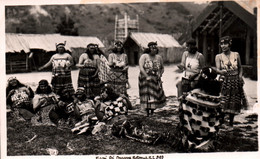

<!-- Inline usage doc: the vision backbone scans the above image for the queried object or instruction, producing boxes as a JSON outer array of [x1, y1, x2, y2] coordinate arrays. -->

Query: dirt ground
[[5, 64, 259, 155]]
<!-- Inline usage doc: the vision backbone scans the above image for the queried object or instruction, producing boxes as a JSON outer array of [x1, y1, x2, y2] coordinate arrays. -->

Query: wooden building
[[123, 32, 184, 65], [6, 34, 31, 73], [191, 1, 257, 79], [6, 33, 104, 73]]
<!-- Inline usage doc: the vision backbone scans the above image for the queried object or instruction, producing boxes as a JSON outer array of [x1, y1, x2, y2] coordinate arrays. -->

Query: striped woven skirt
[[139, 73, 166, 110], [179, 89, 222, 150], [221, 74, 248, 114], [51, 68, 74, 95], [78, 67, 100, 98]]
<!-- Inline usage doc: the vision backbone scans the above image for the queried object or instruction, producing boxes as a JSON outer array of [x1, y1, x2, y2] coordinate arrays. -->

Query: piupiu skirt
[[78, 67, 100, 98], [51, 68, 74, 95], [139, 73, 166, 110], [221, 74, 248, 114]]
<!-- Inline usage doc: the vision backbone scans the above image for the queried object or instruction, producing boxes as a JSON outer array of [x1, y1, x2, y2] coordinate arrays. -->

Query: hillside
[[5, 2, 207, 46]]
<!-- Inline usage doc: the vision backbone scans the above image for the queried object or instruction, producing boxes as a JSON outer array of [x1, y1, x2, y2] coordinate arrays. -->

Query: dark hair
[[144, 47, 159, 54], [55, 46, 65, 53], [143, 48, 150, 54], [219, 36, 232, 46], [85, 48, 95, 60], [197, 67, 221, 96], [75, 87, 87, 101], [6, 79, 26, 96], [57, 88, 74, 102], [186, 39, 196, 46], [114, 41, 123, 46], [100, 83, 119, 101], [112, 47, 124, 54], [6, 79, 34, 105], [95, 45, 105, 56], [147, 41, 157, 47], [112, 41, 124, 54], [87, 43, 96, 48], [35, 80, 53, 94], [86, 43, 102, 59], [75, 93, 87, 102], [186, 39, 197, 54], [144, 41, 159, 54]]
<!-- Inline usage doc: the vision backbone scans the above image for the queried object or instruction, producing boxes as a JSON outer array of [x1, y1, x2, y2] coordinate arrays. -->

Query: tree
[[56, 14, 78, 36], [19, 15, 38, 33]]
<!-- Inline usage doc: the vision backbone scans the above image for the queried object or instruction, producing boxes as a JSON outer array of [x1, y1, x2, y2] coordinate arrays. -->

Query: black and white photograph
[[1, 0, 259, 158]]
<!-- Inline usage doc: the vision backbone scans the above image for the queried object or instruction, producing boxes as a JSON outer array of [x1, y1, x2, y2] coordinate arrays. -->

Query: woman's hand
[[7, 89, 15, 99], [177, 64, 185, 71], [73, 98, 79, 104], [38, 66, 44, 71], [158, 72, 163, 78], [146, 76, 152, 81], [24, 87, 30, 95], [9, 89, 15, 96], [58, 101, 65, 107], [91, 71, 98, 78], [122, 65, 129, 71], [220, 70, 227, 75], [76, 64, 83, 68], [39, 98, 47, 106]]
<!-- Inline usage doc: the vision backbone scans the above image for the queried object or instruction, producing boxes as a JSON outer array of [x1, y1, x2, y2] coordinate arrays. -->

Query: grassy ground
[[6, 96, 258, 156]]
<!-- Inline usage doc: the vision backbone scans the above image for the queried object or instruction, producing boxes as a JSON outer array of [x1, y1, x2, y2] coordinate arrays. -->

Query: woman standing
[[107, 41, 130, 95], [6, 77, 34, 121], [215, 36, 248, 127], [176, 39, 205, 97], [39, 42, 74, 96], [139, 42, 166, 116], [76, 43, 101, 99]]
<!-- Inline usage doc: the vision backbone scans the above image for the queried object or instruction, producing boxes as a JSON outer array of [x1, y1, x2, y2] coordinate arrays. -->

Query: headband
[[56, 41, 66, 48], [39, 79, 49, 86], [148, 41, 157, 47], [8, 77, 17, 83], [76, 87, 85, 94]]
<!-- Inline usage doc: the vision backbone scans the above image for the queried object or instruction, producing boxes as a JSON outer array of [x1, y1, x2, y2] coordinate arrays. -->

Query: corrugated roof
[[6, 33, 105, 53], [129, 32, 181, 48]]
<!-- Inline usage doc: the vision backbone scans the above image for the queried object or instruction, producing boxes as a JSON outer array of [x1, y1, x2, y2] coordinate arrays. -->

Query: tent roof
[[6, 33, 105, 53], [126, 32, 181, 48], [6, 34, 30, 53]]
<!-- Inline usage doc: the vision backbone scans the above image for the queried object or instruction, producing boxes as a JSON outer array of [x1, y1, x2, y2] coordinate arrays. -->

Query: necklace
[[186, 53, 197, 69], [115, 53, 122, 62], [223, 52, 232, 69], [149, 55, 156, 61], [224, 52, 231, 59]]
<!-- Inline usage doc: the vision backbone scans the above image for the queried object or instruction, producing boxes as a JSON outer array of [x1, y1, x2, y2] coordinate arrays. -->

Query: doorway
[[231, 38, 246, 65]]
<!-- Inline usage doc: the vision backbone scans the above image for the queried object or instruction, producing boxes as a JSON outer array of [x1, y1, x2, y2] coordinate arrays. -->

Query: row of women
[[6, 35, 248, 151], [6, 76, 132, 134], [6, 40, 165, 134]]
